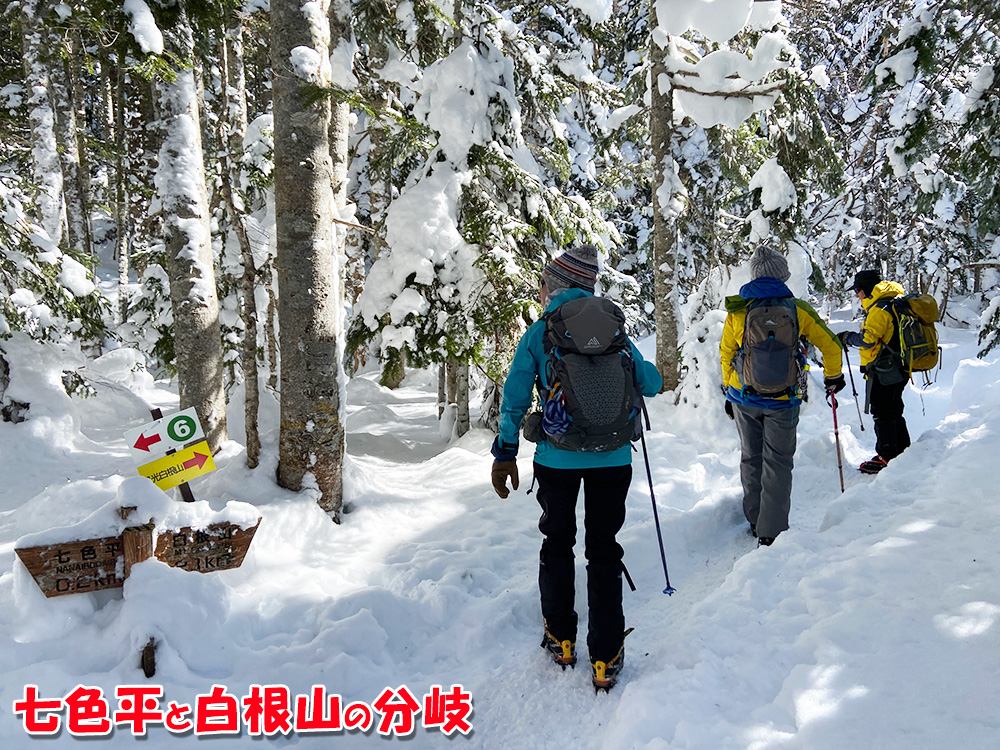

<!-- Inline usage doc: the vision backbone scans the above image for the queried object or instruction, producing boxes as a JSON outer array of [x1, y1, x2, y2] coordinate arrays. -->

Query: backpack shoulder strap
[[872, 297, 903, 351]]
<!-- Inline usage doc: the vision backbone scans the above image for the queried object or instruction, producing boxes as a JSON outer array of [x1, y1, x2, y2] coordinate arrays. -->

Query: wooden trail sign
[[15, 517, 261, 598], [15, 536, 124, 598], [154, 520, 260, 573]]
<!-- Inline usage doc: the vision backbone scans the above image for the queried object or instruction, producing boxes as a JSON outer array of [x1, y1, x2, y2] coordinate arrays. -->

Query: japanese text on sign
[[135, 441, 215, 491], [14, 537, 125, 598], [154, 521, 259, 573], [13, 683, 473, 738]]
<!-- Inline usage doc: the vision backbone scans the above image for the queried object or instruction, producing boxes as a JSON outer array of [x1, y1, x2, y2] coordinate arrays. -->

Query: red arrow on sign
[[183, 452, 209, 471], [133, 433, 162, 452]]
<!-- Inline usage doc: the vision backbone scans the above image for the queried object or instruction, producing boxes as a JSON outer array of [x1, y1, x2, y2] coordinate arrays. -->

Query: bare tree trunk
[[154, 3, 228, 453], [650, 16, 680, 392], [112, 67, 130, 324], [220, 13, 260, 469], [272, 0, 346, 518], [50, 31, 93, 266], [455, 363, 470, 437], [446, 360, 458, 406], [224, 13, 249, 155], [328, 8, 351, 213], [98, 47, 115, 144], [265, 276, 279, 390], [21, 0, 64, 245], [438, 364, 446, 419]]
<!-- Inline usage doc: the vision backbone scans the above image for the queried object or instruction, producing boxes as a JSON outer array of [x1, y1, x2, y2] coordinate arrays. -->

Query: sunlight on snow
[[947, 424, 991, 449], [934, 602, 1000, 639], [793, 664, 870, 728], [898, 519, 937, 534], [868, 536, 916, 554]]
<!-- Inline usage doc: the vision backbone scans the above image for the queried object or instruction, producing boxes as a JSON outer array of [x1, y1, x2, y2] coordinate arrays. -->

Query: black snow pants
[[533, 462, 631, 664], [867, 375, 910, 461]]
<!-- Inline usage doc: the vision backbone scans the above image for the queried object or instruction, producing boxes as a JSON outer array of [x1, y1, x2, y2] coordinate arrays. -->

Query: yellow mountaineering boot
[[540, 624, 577, 669], [591, 645, 624, 692]]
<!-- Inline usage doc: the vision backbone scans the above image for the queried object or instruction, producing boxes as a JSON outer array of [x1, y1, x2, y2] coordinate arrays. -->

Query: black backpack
[[736, 297, 801, 396], [529, 296, 640, 452]]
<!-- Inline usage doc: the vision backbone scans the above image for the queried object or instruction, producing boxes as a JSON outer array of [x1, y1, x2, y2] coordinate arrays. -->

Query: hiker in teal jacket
[[489, 244, 662, 691]]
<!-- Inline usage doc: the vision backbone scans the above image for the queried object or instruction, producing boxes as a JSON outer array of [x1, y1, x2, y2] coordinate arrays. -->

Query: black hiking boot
[[859, 455, 889, 474], [541, 627, 576, 669], [591, 646, 624, 692], [757, 536, 775, 547]]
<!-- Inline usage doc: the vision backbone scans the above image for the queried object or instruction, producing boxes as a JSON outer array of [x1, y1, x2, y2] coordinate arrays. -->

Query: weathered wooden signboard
[[154, 520, 260, 573], [15, 519, 260, 598], [15, 536, 124, 598]]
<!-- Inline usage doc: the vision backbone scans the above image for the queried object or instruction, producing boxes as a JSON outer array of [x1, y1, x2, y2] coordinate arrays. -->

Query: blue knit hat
[[542, 244, 599, 295]]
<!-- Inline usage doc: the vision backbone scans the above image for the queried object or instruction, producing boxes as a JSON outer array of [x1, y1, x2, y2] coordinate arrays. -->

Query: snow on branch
[[673, 79, 786, 98]]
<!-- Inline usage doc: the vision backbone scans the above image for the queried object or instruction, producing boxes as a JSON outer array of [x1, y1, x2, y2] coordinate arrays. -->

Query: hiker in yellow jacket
[[720, 245, 844, 546], [838, 270, 911, 474]]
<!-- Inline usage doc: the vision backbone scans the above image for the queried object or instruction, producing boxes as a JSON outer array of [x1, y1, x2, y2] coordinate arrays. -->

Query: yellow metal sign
[[136, 440, 216, 490]]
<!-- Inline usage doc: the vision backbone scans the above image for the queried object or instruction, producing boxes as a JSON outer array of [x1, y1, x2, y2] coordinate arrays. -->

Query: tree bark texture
[[50, 32, 93, 265], [650, 20, 681, 392], [224, 13, 249, 158], [455, 363, 470, 438], [21, 0, 64, 245], [438, 364, 446, 419], [112, 67, 130, 324], [328, 8, 351, 212], [266, 277, 279, 390], [272, 0, 346, 517], [154, 4, 228, 453], [220, 18, 260, 469]]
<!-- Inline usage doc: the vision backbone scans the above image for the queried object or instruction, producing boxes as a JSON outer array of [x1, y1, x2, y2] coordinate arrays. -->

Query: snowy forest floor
[[1, 311, 999, 748]]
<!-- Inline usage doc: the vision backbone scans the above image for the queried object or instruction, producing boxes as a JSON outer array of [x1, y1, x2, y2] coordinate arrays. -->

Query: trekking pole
[[638, 400, 675, 595], [828, 391, 846, 493], [843, 347, 865, 431]]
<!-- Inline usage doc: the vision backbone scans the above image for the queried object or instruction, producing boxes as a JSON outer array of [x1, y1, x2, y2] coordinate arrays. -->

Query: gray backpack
[[535, 297, 639, 452], [737, 298, 800, 396]]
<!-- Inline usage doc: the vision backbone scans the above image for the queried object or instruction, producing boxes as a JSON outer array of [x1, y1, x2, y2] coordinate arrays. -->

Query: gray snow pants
[[732, 402, 800, 539]]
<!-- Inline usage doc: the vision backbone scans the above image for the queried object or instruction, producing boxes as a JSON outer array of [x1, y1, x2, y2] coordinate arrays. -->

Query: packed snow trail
[[334, 363, 866, 747]]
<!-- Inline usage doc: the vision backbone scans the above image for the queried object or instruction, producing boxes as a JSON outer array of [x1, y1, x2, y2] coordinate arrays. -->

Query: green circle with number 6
[[167, 415, 197, 442]]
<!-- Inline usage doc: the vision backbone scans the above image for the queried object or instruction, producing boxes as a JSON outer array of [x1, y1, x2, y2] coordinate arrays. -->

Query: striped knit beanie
[[749, 243, 790, 282], [542, 244, 599, 295]]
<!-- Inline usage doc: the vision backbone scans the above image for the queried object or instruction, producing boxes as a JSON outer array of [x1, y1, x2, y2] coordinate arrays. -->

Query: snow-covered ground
[[1, 307, 998, 748]]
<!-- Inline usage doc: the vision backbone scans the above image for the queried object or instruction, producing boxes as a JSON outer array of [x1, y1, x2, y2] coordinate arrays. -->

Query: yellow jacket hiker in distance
[[719, 245, 844, 547], [838, 270, 911, 475], [720, 280, 843, 407], [851, 279, 906, 368]]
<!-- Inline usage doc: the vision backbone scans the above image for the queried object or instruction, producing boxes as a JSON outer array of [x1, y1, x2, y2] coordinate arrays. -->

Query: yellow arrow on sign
[[136, 440, 216, 490]]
